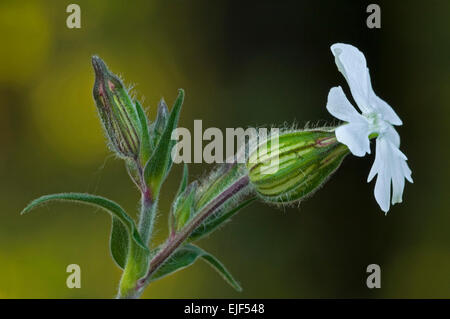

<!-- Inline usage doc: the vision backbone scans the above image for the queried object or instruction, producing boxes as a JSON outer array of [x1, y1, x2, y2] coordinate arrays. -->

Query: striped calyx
[[246, 129, 349, 203], [92, 56, 141, 159]]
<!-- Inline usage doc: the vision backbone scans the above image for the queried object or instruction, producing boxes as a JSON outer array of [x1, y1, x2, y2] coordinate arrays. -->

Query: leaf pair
[[135, 97, 170, 169], [144, 89, 184, 196], [20, 193, 149, 270], [151, 244, 242, 292]]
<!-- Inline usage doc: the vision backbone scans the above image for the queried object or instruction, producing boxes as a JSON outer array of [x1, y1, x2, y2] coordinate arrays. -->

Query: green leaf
[[144, 89, 184, 194], [188, 197, 256, 242], [110, 217, 129, 268], [151, 244, 242, 291], [177, 163, 189, 197], [21, 193, 149, 269], [169, 163, 189, 232], [199, 250, 242, 292], [173, 181, 198, 230], [135, 100, 152, 166]]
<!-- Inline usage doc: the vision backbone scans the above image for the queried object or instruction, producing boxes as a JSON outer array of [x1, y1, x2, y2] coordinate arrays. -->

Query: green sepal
[[20, 193, 149, 270], [151, 244, 242, 292], [144, 89, 184, 194], [188, 197, 256, 242], [135, 100, 152, 167]]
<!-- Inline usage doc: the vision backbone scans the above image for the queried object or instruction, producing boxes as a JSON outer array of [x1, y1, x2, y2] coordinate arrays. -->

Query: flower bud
[[92, 56, 141, 159], [246, 130, 349, 203], [150, 98, 169, 147], [172, 181, 198, 230]]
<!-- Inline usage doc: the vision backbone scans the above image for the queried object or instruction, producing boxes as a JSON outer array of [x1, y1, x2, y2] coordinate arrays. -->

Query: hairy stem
[[134, 174, 250, 297], [138, 187, 156, 245], [116, 160, 157, 299], [135, 158, 158, 245]]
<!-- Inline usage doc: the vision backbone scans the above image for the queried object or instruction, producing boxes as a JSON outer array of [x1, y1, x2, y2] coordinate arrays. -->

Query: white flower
[[326, 43, 413, 213]]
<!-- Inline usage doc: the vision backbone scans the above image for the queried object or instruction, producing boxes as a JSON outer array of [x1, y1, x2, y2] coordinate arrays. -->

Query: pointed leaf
[[199, 248, 242, 292], [151, 244, 241, 291], [110, 217, 129, 268], [21, 193, 149, 269], [144, 89, 184, 194], [178, 163, 189, 196]]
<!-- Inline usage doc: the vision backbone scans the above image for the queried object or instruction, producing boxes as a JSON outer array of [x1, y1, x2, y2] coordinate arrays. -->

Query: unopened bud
[[92, 56, 141, 159], [151, 98, 169, 147], [246, 130, 349, 203]]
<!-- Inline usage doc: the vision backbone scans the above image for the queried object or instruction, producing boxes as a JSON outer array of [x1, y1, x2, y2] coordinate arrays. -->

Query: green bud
[[92, 56, 141, 159], [150, 98, 169, 148], [172, 181, 198, 230], [246, 129, 349, 203]]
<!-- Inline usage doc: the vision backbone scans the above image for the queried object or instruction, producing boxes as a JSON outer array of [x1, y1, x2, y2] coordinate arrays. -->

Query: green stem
[[116, 189, 156, 298], [138, 187, 157, 245], [116, 160, 158, 299], [134, 158, 158, 245]]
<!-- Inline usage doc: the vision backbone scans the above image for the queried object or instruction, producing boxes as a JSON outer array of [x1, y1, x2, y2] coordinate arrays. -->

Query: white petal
[[374, 166, 391, 213], [391, 144, 414, 205], [367, 137, 413, 213], [384, 125, 400, 148], [392, 146, 413, 183], [326, 86, 367, 123], [368, 77, 403, 126], [367, 136, 386, 182], [335, 122, 371, 157], [331, 43, 373, 114], [402, 160, 413, 183], [370, 138, 391, 213], [390, 150, 405, 205]]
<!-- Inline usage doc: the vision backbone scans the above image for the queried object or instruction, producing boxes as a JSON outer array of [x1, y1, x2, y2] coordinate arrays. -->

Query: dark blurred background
[[0, 0, 449, 298]]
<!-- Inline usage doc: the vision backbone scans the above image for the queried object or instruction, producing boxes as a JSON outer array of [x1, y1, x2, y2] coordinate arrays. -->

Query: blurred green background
[[0, 0, 449, 298]]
